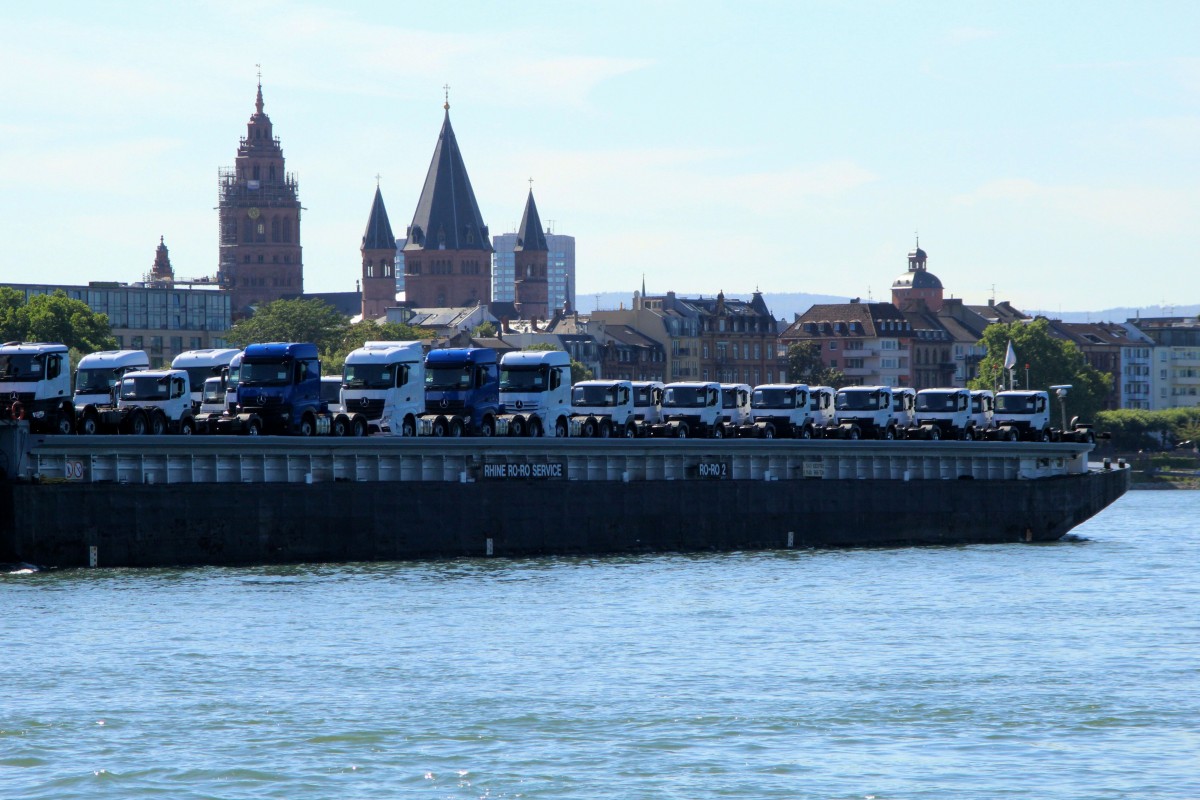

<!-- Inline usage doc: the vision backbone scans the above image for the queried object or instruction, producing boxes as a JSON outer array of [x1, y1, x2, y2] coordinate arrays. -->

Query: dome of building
[[892, 269, 943, 290]]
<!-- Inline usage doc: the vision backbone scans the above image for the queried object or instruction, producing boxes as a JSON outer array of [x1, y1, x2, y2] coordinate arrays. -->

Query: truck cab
[[652, 381, 724, 438], [970, 390, 995, 435], [114, 369, 196, 434], [827, 385, 899, 439], [987, 390, 1052, 442], [0, 342, 74, 434], [913, 388, 974, 440], [74, 349, 151, 422], [808, 386, 835, 428], [718, 384, 753, 431], [219, 342, 327, 435], [743, 383, 815, 439], [498, 349, 572, 437], [170, 348, 241, 410], [571, 379, 640, 438], [337, 341, 425, 437], [419, 348, 502, 437], [892, 387, 916, 433], [631, 381, 664, 424]]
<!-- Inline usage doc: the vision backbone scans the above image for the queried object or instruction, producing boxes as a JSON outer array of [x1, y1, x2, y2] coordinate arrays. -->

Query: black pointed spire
[[362, 186, 395, 250], [514, 189, 547, 252], [405, 107, 491, 253]]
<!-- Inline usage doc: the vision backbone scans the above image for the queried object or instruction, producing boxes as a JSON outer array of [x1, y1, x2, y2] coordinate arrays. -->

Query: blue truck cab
[[218, 342, 328, 436], [418, 347, 504, 436]]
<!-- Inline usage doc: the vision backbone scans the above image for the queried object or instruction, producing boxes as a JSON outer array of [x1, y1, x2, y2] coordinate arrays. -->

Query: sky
[[1, 1, 1198, 314]]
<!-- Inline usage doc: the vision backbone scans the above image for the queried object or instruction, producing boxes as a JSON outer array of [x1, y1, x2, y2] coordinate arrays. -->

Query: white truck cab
[[652, 381, 724, 438], [808, 386, 835, 428], [110, 368, 196, 434], [913, 387, 974, 440], [171, 348, 241, 409], [497, 349, 572, 437], [743, 383, 815, 439], [970, 389, 995, 435], [337, 341, 426, 436], [0, 342, 74, 434], [987, 390, 1052, 442], [631, 381, 665, 425], [718, 384, 753, 429], [892, 387, 916, 432], [571, 379, 640, 438], [74, 350, 151, 416], [828, 385, 899, 439]]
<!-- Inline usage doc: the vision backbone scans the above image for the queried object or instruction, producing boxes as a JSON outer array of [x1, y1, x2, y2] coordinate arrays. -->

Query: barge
[[0, 423, 1129, 568]]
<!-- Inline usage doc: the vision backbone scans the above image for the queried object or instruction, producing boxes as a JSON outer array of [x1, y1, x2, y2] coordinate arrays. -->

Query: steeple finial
[[443, 83, 450, 111], [255, 64, 264, 114], [375, 173, 381, 188]]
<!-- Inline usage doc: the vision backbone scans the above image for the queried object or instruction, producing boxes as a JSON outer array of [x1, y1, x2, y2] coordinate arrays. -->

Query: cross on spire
[[443, 83, 450, 110], [528, 176, 534, 190], [256, 63, 262, 84], [375, 173, 381, 187]]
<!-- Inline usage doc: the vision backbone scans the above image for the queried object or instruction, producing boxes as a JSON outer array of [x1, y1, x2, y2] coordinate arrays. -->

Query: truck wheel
[[352, 417, 367, 437], [712, 424, 725, 439], [882, 427, 895, 441], [54, 411, 74, 435], [150, 409, 168, 436], [800, 426, 812, 439], [509, 417, 525, 437], [1041, 429, 1052, 442], [675, 423, 689, 439], [962, 427, 974, 441], [480, 417, 495, 437], [582, 419, 596, 438], [246, 418, 262, 436], [402, 417, 416, 437], [179, 417, 195, 435], [1005, 429, 1018, 442], [127, 410, 148, 435], [599, 420, 612, 438], [555, 418, 569, 438], [762, 424, 776, 439], [528, 418, 543, 438], [432, 418, 447, 437], [927, 426, 940, 441], [847, 425, 860, 440], [298, 415, 315, 436], [80, 411, 99, 436], [450, 419, 464, 437], [624, 423, 636, 439], [332, 416, 348, 436]]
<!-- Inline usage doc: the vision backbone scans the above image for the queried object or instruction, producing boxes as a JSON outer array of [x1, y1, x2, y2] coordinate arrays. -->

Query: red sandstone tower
[[513, 190, 549, 321], [402, 97, 492, 308], [149, 236, 174, 284], [360, 185, 397, 320], [891, 240, 944, 312], [217, 79, 303, 317]]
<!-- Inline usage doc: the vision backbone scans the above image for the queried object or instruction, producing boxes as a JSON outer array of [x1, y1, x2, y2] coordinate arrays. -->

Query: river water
[[2, 491, 1197, 799]]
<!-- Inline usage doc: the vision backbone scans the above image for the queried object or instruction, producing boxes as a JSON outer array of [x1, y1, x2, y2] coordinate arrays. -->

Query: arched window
[[271, 217, 280, 243], [256, 222, 266, 243], [269, 164, 276, 181], [282, 218, 292, 242]]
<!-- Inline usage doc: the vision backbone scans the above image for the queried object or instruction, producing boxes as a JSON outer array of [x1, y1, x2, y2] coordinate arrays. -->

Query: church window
[[283, 219, 292, 242], [366, 264, 375, 278], [271, 218, 280, 242], [258, 255, 264, 263], [244, 255, 250, 263], [269, 164, 276, 181], [284, 255, 291, 264], [384, 264, 392, 277], [256, 223, 265, 243]]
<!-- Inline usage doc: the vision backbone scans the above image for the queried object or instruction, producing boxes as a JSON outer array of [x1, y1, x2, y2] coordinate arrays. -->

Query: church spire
[[514, 189, 547, 252], [255, 64, 264, 114]]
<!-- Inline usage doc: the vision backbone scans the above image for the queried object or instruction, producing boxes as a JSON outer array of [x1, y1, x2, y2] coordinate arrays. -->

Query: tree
[[471, 320, 497, 338], [785, 341, 846, 387], [968, 318, 1111, 421], [323, 320, 434, 374], [524, 341, 593, 383], [0, 288, 116, 352], [225, 298, 347, 354]]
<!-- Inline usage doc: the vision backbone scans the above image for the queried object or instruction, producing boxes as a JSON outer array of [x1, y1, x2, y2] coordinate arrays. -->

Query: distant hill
[[580, 292, 1199, 325], [578, 291, 850, 321]]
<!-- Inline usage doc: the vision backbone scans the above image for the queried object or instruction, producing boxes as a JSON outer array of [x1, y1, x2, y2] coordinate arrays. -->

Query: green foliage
[[785, 341, 846, 387], [322, 320, 434, 374], [472, 321, 497, 338], [1096, 407, 1200, 451], [225, 298, 347, 353], [0, 289, 116, 352], [968, 318, 1111, 421], [520, 342, 592, 383]]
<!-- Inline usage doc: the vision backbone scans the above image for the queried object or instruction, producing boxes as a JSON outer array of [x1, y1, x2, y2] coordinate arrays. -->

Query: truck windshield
[[227, 365, 240, 392], [181, 367, 218, 392], [76, 368, 120, 394], [202, 377, 225, 404], [426, 366, 472, 390], [996, 395, 1038, 414], [721, 390, 740, 409], [344, 363, 396, 390], [240, 360, 292, 386], [320, 380, 341, 405], [752, 388, 795, 409], [664, 387, 708, 408], [500, 366, 546, 391], [916, 391, 958, 412], [836, 390, 879, 410], [121, 375, 170, 401], [0, 354, 41, 381], [634, 387, 657, 407], [573, 385, 615, 406]]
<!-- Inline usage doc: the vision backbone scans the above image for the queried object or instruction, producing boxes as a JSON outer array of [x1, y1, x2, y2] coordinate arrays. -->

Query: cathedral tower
[[217, 78, 303, 317], [361, 184, 397, 320], [891, 240, 944, 312], [402, 96, 492, 309], [149, 236, 174, 285], [512, 189, 549, 321]]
